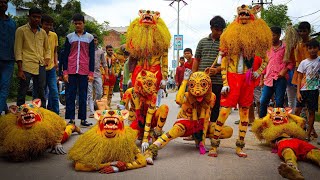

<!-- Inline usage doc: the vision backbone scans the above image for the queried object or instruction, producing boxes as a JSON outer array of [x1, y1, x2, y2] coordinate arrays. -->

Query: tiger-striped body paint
[[210, 4, 272, 158], [121, 70, 168, 144], [144, 71, 233, 164]]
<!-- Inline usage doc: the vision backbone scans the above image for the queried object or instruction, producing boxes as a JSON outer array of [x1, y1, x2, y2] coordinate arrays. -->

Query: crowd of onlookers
[[0, 3, 127, 127]]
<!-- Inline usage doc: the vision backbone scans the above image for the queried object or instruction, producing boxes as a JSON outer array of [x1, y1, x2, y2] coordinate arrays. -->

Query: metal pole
[[177, 0, 180, 66]]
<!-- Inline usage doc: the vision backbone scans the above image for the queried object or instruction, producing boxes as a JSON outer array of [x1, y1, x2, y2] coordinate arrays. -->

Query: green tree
[[261, 4, 291, 29]]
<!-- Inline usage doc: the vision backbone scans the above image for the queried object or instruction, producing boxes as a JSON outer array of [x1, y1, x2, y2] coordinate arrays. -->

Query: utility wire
[[290, 9, 320, 19], [284, 0, 293, 5]]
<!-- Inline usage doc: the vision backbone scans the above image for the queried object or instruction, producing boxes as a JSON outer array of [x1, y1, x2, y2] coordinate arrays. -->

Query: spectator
[[122, 50, 131, 93], [259, 27, 294, 118], [192, 16, 226, 122], [175, 56, 185, 90], [15, 7, 50, 107], [295, 39, 320, 141], [87, 34, 107, 118], [156, 79, 167, 108], [183, 48, 194, 70], [63, 13, 95, 127], [0, 0, 16, 114], [41, 14, 59, 114]]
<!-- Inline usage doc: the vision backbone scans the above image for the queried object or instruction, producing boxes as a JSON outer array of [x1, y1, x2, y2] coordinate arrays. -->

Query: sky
[[81, 0, 320, 69]]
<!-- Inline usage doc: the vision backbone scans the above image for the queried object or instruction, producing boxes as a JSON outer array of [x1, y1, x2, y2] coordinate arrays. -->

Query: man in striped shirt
[[192, 16, 226, 123]]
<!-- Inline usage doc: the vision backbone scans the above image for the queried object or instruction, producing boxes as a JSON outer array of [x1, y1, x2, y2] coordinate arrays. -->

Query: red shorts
[[220, 72, 255, 107], [103, 74, 116, 86], [174, 119, 204, 137], [131, 65, 162, 90], [130, 114, 158, 138], [277, 138, 318, 160]]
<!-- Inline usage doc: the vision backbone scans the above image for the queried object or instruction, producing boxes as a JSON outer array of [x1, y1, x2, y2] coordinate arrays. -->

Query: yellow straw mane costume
[[144, 69, 233, 165], [0, 99, 79, 161], [126, 9, 171, 88], [252, 107, 320, 180], [210, 4, 272, 158], [69, 110, 146, 173]]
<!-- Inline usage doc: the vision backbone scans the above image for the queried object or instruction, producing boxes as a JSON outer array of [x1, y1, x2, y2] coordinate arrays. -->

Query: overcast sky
[[81, 0, 320, 69]]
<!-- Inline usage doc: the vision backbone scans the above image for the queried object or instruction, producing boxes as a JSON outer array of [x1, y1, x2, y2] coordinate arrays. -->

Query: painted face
[[9, 99, 43, 129], [188, 71, 211, 102], [106, 48, 113, 56], [267, 107, 291, 126], [95, 110, 129, 138], [138, 9, 160, 25], [135, 70, 158, 95]]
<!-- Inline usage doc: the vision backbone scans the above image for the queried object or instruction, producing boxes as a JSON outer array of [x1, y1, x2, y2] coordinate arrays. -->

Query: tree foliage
[[261, 4, 291, 29], [11, 0, 107, 49]]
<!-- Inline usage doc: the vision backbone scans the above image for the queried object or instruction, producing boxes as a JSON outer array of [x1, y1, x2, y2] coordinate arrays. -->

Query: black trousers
[[210, 84, 223, 122]]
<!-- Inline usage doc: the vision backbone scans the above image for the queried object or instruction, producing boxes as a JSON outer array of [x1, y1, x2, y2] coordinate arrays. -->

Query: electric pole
[[252, 0, 273, 11], [165, 0, 188, 71]]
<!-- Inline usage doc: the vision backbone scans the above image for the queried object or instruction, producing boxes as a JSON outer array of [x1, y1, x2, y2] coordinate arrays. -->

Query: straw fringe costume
[[0, 99, 80, 161], [126, 10, 171, 89], [68, 110, 146, 173], [209, 5, 272, 158], [252, 107, 320, 180]]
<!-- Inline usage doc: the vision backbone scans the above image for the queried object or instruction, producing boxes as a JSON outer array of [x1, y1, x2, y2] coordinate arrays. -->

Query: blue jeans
[[65, 74, 88, 120], [45, 68, 59, 114], [259, 78, 287, 118], [0, 61, 14, 112]]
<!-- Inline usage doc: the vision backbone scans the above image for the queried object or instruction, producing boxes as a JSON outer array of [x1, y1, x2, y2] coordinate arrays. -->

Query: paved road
[[1, 92, 319, 180]]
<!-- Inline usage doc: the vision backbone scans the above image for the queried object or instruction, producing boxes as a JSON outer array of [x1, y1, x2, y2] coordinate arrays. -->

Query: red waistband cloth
[[174, 119, 204, 137], [277, 138, 318, 160], [220, 72, 255, 107]]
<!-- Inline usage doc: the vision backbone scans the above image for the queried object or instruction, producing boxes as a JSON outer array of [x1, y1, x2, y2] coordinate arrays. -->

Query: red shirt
[[184, 58, 194, 69], [175, 65, 185, 85]]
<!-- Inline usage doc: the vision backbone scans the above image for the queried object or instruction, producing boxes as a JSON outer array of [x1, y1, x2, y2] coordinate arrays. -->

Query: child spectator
[[175, 57, 185, 90], [183, 48, 194, 70], [295, 39, 320, 141]]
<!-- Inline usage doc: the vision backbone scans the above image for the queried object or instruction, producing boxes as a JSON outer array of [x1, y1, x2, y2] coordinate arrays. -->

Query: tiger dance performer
[[252, 107, 320, 180], [101, 45, 117, 106], [0, 99, 81, 161], [144, 69, 233, 164], [126, 9, 171, 88], [121, 70, 168, 152], [209, 5, 272, 158], [69, 109, 146, 173]]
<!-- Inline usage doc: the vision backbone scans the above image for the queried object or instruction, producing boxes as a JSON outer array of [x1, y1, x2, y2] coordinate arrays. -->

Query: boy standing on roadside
[[296, 39, 320, 141], [63, 13, 95, 127]]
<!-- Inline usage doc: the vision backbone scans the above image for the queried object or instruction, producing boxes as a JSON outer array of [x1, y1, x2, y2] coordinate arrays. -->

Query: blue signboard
[[174, 35, 183, 50]]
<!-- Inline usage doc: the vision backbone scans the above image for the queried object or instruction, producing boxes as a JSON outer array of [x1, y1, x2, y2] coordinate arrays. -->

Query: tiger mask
[[188, 69, 212, 102], [94, 110, 129, 138], [9, 99, 43, 129], [134, 70, 158, 96]]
